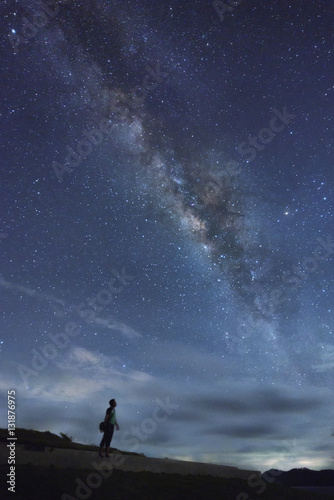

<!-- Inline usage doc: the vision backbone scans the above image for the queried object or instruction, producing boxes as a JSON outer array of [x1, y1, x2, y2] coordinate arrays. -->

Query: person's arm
[[115, 419, 119, 431]]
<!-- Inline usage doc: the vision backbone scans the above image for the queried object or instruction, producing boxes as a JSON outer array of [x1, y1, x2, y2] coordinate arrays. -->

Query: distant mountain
[[262, 468, 334, 487]]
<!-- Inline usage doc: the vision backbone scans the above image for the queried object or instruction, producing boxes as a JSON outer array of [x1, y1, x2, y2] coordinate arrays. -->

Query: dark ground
[[1, 465, 332, 500], [1, 430, 333, 499]]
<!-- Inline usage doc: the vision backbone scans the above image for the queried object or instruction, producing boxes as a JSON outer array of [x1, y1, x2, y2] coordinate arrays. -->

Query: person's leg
[[99, 432, 107, 457], [106, 425, 114, 457], [105, 436, 111, 457]]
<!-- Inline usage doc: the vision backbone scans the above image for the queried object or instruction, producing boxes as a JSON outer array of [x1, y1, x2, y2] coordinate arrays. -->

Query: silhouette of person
[[99, 398, 119, 458]]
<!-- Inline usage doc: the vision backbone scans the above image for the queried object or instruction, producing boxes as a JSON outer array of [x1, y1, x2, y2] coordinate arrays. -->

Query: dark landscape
[[1, 429, 333, 500]]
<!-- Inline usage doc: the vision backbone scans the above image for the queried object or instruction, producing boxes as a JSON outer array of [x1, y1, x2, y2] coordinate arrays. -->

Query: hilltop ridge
[[0, 427, 142, 456]]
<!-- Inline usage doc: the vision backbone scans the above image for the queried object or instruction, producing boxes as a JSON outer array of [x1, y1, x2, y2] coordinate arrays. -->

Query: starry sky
[[1, 0, 334, 472]]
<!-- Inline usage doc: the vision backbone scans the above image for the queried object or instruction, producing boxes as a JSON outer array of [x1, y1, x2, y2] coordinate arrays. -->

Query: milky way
[[1, 0, 334, 472]]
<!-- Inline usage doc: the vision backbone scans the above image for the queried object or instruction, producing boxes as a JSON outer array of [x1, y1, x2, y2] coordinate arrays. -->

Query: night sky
[[1, 0, 334, 472]]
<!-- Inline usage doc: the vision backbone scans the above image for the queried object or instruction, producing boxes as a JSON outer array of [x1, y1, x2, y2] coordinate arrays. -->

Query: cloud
[[0, 344, 184, 452], [0, 277, 65, 305], [207, 424, 276, 439], [256, 389, 323, 413], [0, 346, 155, 404], [169, 408, 203, 424], [93, 316, 142, 338], [0, 275, 141, 339], [312, 343, 334, 372], [186, 387, 324, 418], [0, 340, 331, 470], [193, 397, 251, 414], [143, 428, 172, 446]]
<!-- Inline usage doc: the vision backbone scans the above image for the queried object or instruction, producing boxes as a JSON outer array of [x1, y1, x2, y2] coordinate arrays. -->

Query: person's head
[[109, 399, 117, 408]]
